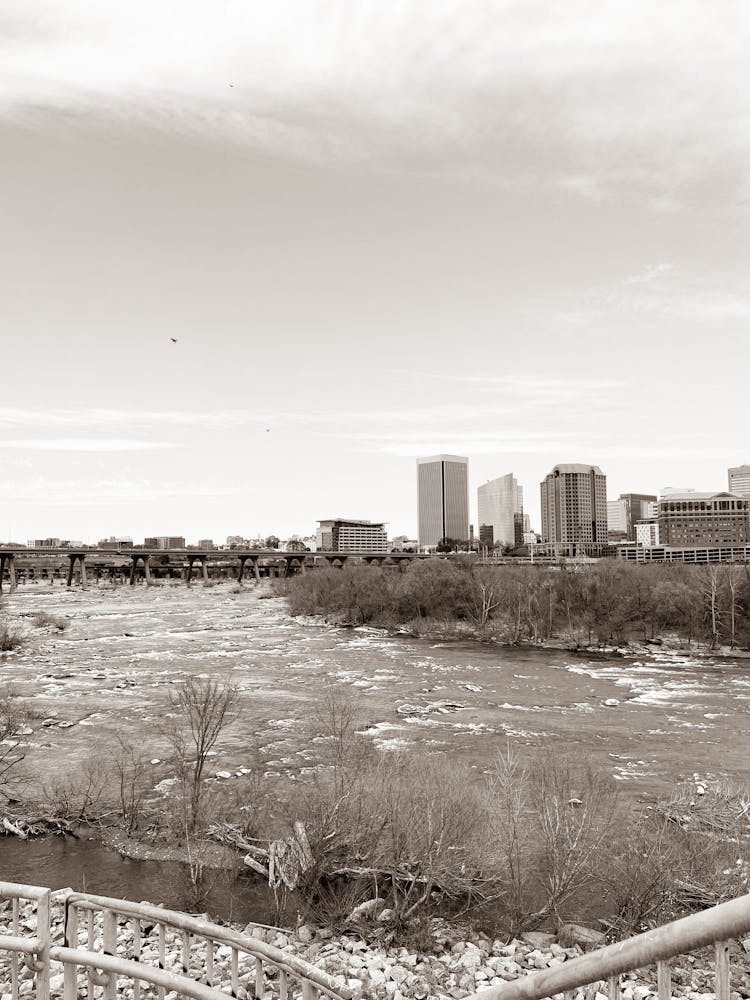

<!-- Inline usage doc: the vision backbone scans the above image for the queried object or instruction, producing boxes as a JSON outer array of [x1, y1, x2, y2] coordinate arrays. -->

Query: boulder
[[521, 931, 556, 948], [558, 923, 607, 950]]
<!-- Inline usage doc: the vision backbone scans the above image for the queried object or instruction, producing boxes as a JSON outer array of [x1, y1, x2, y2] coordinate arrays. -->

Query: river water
[[1, 581, 749, 917]]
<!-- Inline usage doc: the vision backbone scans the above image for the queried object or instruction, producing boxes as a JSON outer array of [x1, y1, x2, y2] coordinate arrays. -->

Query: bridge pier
[[66, 553, 88, 589], [282, 556, 306, 577], [237, 556, 260, 583], [185, 555, 210, 587], [0, 553, 17, 594], [129, 555, 151, 585]]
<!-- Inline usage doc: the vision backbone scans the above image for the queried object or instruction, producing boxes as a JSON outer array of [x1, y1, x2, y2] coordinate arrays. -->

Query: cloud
[[0, 477, 252, 504], [0, 438, 175, 451], [0, 408, 263, 431], [0, 1, 748, 201]]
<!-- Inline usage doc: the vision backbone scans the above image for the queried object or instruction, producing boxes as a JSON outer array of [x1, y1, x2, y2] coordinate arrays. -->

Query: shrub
[[30, 611, 68, 631], [0, 622, 22, 652]]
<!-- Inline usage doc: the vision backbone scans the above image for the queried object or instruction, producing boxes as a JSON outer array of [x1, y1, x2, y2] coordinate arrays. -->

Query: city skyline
[[2, 4, 749, 542]]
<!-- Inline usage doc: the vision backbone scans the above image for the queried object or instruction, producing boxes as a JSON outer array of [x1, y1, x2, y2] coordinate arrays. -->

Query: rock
[[557, 924, 607, 949], [296, 924, 315, 943], [389, 966, 410, 984], [348, 898, 386, 921], [522, 931, 556, 948], [603, 698, 619, 707], [377, 908, 397, 923]]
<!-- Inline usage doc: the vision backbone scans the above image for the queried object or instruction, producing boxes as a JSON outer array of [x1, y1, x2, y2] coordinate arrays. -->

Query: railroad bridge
[[0, 547, 426, 593]]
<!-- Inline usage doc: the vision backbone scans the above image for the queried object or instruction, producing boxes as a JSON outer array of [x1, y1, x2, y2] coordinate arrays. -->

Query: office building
[[607, 493, 658, 541], [144, 536, 186, 549], [417, 455, 469, 548], [657, 492, 750, 546], [316, 519, 388, 552], [728, 465, 750, 498], [540, 464, 607, 554], [478, 473, 523, 549]]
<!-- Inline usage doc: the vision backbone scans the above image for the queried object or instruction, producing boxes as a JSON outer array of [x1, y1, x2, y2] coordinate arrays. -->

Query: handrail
[[65, 890, 352, 999], [0, 882, 352, 1000], [49, 946, 233, 1000], [464, 893, 750, 1000]]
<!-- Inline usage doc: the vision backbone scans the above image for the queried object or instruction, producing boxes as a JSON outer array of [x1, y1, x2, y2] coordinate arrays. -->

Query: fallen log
[[2, 816, 28, 839]]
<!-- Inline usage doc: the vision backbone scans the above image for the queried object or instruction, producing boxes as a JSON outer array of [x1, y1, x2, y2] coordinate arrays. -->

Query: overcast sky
[[1, 1, 749, 543]]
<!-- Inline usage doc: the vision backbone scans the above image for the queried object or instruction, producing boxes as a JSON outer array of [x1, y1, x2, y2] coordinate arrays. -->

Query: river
[[1, 580, 749, 917]]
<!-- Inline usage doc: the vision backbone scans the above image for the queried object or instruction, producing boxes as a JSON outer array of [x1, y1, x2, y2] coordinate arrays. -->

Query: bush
[[30, 611, 68, 631], [0, 622, 22, 651]]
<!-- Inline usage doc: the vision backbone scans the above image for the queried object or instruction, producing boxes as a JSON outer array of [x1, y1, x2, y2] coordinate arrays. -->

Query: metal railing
[[465, 893, 750, 1000], [0, 882, 352, 1000]]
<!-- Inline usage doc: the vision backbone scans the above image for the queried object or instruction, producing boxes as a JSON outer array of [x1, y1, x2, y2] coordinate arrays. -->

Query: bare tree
[[165, 676, 239, 831], [0, 685, 27, 798], [702, 566, 723, 649], [112, 735, 153, 835]]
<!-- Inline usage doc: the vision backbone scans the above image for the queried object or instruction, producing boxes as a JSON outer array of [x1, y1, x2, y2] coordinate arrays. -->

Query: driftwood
[[207, 821, 315, 890], [0, 814, 76, 838]]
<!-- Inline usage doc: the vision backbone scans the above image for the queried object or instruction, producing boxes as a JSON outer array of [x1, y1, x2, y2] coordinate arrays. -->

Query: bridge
[[0, 547, 429, 593], [2, 881, 750, 1000]]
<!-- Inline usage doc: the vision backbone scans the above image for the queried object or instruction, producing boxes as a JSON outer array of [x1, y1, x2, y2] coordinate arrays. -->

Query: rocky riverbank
[[3, 891, 750, 1000]]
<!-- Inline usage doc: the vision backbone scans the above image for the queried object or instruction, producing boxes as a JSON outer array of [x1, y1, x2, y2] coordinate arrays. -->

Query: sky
[[1, 1, 749, 544]]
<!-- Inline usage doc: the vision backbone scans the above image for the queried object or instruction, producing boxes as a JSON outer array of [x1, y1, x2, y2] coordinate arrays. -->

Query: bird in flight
[[170, 337, 178, 343]]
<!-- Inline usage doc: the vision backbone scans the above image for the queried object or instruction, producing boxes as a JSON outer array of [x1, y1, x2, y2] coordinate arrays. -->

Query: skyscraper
[[540, 464, 607, 553], [417, 455, 469, 548], [477, 473, 523, 548], [728, 465, 750, 498]]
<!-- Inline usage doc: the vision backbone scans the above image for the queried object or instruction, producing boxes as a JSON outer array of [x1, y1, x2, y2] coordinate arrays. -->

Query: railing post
[[11, 898, 20, 1000], [608, 974, 620, 1000], [254, 956, 263, 998], [103, 909, 117, 1000], [205, 938, 214, 986], [231, 947, 239, 996], [657, 960, 671, 1000], [36, 888, 51, 1000], [302, 981, 318, 1000], [715, 940, 731, 1000]]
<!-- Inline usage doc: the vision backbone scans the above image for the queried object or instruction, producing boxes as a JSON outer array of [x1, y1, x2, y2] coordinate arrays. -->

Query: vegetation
[[0, 685, 28, 798], [164, 676, 240, 833], [283, 698, 750, 938], [281, 560, 750, 649], [30, 611, 68, 631]]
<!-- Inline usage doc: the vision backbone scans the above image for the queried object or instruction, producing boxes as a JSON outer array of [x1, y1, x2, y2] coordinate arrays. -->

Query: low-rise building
[[316, 518, 388, 552], [635, 520, 660, 546], [143, 536, 186, 549], [657, 492, 750, 547]]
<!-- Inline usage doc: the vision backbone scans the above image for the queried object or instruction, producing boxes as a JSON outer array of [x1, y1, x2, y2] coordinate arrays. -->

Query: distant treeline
[[280, 559, 750, 649]]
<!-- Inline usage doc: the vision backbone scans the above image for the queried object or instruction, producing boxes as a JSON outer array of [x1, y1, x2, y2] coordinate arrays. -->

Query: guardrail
[[464, 893, 750, 1000], [0, 882, 352, 1000]]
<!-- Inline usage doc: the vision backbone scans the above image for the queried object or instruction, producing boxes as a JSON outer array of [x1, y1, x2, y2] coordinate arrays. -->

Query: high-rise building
[[540, 464, 607, 553], [607, 493, 658, 541], [417, 455, 469, 548], [728, 465, 750, 498], [477, 473, 523, 549]]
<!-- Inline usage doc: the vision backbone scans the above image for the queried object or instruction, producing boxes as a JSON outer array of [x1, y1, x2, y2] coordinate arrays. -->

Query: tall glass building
[[417, 455, 469, 548], [477, 473, 523, 548]]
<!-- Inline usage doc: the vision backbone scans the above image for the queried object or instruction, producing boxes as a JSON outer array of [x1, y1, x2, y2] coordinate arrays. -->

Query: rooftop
[[660, 491, 746, 502], [547, 464, 604, 476]]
